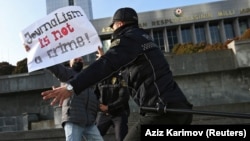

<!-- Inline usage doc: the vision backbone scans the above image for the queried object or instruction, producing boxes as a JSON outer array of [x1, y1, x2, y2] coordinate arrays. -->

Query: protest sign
[[20, 6, 102, 72]]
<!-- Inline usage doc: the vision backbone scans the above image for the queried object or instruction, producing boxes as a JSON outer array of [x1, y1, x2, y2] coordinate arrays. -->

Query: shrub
[[0, 62, 16, 75], [240, 29, 250, 40], [12, 58, 28, 74]]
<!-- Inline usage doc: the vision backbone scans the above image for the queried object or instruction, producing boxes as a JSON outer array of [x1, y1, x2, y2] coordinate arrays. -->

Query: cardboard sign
[[20, 6, 102, 72]]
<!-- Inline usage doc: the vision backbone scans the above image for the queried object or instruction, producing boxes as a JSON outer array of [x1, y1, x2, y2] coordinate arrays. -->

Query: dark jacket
[[95, 72, 130, 116], [47, 64, 99, 127], [69, 23, 192, 109]]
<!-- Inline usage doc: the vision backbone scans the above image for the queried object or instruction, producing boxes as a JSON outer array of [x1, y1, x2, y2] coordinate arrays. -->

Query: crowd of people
[[41, 7, 193, 141]]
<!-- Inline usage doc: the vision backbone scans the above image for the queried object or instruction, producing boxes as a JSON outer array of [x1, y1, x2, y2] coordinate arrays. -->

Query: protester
[[46, 57, 103, 141], [41, 7, 193, 141]]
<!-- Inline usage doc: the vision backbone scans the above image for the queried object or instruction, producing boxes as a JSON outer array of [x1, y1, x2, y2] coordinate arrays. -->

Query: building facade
[[45, 0, 250, 62], [91, 0, 250, 55]]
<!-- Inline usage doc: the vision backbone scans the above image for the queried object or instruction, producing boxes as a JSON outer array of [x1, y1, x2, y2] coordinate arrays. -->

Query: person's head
[[69, 57, 84, 72], [109, 7, 138, 31]]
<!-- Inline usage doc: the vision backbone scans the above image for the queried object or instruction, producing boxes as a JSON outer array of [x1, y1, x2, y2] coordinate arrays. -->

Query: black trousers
[[96, 111, 129, 141], [124, 102, 193, 141]]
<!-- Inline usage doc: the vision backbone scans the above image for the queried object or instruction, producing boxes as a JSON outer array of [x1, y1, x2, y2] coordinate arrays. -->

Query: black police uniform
[[95, 71, 130, 141], [68, 7, 193, 141]]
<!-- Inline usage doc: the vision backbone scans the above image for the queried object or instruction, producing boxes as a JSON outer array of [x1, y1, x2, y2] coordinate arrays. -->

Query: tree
[[12, 58, 28, 74], [0, 62, 16, 75]]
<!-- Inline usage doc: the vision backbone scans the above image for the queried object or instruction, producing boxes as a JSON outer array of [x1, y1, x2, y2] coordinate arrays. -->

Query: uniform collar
[[112, 23, 139, 39]]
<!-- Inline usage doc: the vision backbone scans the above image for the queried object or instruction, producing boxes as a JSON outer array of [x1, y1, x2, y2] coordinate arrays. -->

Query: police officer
[[95, 71, 130, 141], [42, 7, 193, 141]]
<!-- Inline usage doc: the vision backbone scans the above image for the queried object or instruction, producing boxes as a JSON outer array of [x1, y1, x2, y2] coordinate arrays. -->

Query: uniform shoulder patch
[[110, 39, 120, 48]]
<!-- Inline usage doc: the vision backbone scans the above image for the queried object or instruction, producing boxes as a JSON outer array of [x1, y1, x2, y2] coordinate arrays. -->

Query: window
[[102, 39, 111, 53], [239, 18, 249, 35], [167, 28, 178, 51], [209, 23, 221, 44], [83, 53, 96, 64], [181, 26, 192, 43], [224, 21, 235, 40], [153, 30, 165, 50], [195, 25, 206, 43]]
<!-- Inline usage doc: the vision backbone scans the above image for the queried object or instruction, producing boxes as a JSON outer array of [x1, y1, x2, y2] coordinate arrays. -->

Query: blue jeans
[[64, 122, 103, 141]]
